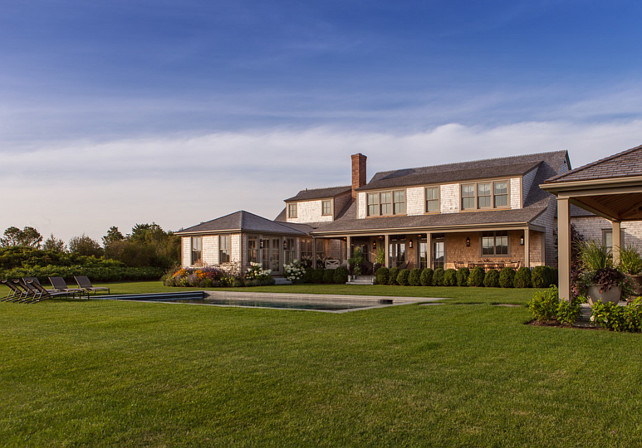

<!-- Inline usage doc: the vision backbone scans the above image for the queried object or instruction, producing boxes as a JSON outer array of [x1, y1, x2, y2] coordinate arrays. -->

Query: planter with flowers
[[576, 241, 626, 305]]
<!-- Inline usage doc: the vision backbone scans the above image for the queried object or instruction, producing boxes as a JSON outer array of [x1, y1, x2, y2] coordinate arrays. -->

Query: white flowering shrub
[[284, 260, 306, 282]]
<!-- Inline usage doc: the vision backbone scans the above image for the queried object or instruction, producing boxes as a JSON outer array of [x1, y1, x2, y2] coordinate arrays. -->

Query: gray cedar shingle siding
[[545, 145, 642, 184]]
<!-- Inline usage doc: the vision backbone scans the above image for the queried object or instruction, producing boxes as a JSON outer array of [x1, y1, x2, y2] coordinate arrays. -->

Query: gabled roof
[[359, 151, 568, 191], [284, 185, 352, 202], [176, 210, 312, 235], [544, 144, 642, 184]]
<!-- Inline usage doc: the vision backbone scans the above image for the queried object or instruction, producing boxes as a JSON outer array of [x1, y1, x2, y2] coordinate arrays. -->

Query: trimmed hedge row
[[0, 265, 164, 283], [373, 266, 558, 288], [303, 267, 350, 285]]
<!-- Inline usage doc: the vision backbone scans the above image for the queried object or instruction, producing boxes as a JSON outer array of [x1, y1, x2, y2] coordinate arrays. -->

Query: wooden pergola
[[541, 145, 642, 300]]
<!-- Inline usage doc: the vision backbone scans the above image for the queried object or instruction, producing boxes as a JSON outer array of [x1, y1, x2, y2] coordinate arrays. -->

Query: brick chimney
[[351, 153, 367, 199]]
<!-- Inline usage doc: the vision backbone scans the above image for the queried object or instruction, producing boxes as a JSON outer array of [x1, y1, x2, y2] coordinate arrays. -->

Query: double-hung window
[[462, 180, 510, 210], [288, 203, 297, 218], [481, 231, 509, 256], [322, 200, 332, 216], [366, 190, 406, 216], [425, 187, 439, 213], [219, 235, 230, 263], [191, 237, 202, 265]]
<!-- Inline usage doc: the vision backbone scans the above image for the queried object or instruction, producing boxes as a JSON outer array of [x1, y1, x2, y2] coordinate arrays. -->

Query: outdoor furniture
[[1, 280, 25, 302], [74, 276, 110, 294], [49, 277, 84, 295], [324, 259, 341, 270], [28, 280, 78, 302]]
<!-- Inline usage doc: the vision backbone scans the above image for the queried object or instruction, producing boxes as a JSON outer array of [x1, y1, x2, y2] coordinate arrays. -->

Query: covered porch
[[541, 145, 642, 300], [314, 224, 546, 272]]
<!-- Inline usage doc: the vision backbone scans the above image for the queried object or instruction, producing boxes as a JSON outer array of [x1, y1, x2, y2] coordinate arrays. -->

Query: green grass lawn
[[1, 283, 642, 446]]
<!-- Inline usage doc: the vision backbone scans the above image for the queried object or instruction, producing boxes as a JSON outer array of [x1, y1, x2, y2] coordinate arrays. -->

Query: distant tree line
[[0, 224, 180, 270]]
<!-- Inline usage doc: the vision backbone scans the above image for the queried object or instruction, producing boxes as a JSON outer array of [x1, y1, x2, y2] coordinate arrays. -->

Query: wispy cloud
[[3, 119, 640, 243]]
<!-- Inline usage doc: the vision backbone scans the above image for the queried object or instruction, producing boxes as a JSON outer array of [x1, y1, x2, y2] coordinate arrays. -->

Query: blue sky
[[2, 0, 642, 242]]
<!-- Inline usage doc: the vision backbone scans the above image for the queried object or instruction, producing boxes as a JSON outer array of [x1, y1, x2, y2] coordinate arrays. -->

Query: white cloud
[[2, 120, 641, 243]]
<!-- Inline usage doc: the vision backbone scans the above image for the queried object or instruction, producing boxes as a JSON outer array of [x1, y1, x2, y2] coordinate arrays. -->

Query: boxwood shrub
[[388, 267, 400, 285], [532, 266, 552, 288], [375, 267, 389, 285], [499, 267, 515, 288], [456, 268, 469, 287], [310, 268, 324, 284], [444, 268, 457, 286], [333, 266, 349, 284], [432, 268, 445, 286], [514, 267, 532, 288], [323, 269, 335, 284], [420, 268, 433, 286], [408, 268, 422, 286], [397, 269, 410, 286], [468, 267, 485, 287], [483, 269, 500, 287]]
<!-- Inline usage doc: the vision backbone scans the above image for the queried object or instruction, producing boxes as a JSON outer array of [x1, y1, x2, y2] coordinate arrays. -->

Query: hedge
[[408, 268, 422, 286], [444, 269, 457, 286], [456, 268, 469, 287], [432, 268, 445, 286], [0, 265, 164, 283], [483, 269, 500, 288], [499, 267, 515, 288], [375, 267, 389, 285], [468, 267, 485, 287], [397, 269, 410, 286], [420, 268, 433, 286]]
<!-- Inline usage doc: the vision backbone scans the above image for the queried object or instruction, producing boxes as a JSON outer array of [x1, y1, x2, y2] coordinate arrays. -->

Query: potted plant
[[619, 245, 642, 295], [577, 240, 625, 305]]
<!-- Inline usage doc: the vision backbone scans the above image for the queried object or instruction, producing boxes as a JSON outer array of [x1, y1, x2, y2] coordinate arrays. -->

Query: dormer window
[[322, 200, 332, 216], [288, 203, 297, 218], [462, 181, 510, 211], [367, 190, 406, 216]]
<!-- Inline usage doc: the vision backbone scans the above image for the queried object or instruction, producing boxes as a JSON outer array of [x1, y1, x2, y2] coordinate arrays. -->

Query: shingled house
[[177, 150, 584, 275]]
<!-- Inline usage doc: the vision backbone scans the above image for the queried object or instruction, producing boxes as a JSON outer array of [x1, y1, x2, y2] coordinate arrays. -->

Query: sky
[[2, 0, 642, 244]]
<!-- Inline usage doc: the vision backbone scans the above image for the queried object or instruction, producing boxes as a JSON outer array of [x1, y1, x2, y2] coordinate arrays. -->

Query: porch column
[[312, 238, 317, 268], [524, 228, 530, 268], [346, 235, 351, 261], [612, 220, 622, 265], [427, 233, 432, 269], [384, 234, 390, 268], [558, 197, 571, 301]]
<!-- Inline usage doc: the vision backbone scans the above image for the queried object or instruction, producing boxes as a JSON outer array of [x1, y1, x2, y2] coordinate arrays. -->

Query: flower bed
[[164, 262, 274, 288]]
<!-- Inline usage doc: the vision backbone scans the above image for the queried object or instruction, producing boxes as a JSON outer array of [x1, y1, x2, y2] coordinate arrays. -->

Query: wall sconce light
[[466, 237, 470, 247], [372, 241, 377, 250], [520, 234, 525, 246], [259, 239, 264, 249], [409, 240, 414, 249], [283, 240, 288, 250]]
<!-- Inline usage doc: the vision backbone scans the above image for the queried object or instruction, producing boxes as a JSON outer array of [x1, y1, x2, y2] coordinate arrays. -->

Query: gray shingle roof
[[177, 210, 312, 235], [359, 151, 568, 191], [284, 185, 352, 202], [311, 200, 549, 234], [545, 144, 642, 184]]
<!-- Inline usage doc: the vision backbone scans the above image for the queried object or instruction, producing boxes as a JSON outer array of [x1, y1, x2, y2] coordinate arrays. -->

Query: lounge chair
[[49, 277, 84, 295], [74, 276, 110, 294], [1, 279, 25, 302], [3, 279, 38, 303], [28, 280, 77, 302]]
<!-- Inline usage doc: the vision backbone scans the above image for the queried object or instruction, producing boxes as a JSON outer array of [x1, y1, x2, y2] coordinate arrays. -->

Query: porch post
[[524, 228, 530, 268], [427, 233, 432, 269], [384, 234, 389, 268], [558, 197, 571, 301], [346, 235, 351, 262], [612, 220, 622, 265], [312, 237, 317, 269]]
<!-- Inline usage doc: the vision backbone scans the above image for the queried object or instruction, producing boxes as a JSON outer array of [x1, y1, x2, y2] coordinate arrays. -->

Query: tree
[[1, 226, 43, 248], [43, 234, 66, 252], [69, 234, 103, 257], [102, 226, 124, 247]]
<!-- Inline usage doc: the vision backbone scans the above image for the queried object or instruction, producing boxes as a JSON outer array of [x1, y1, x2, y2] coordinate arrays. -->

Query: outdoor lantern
[[520, 234, 525, 246], [259, 239, 264, 249], [283, 240, 288, 250], [372, 241, 377, 250], [466, 237, 470, 247], [409, 240, 414, 248]]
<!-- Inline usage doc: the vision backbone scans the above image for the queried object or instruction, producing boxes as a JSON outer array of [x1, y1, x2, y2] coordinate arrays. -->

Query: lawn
[[1, 283, 641, 447]]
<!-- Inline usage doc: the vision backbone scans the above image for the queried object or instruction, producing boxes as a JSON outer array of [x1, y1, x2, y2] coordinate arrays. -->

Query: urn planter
[[587, 285, 622, 305]]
